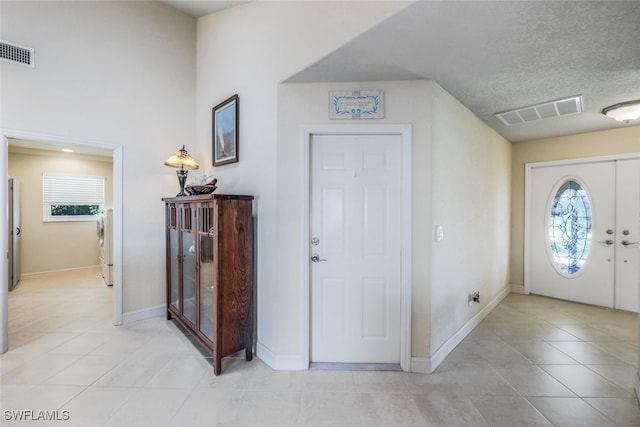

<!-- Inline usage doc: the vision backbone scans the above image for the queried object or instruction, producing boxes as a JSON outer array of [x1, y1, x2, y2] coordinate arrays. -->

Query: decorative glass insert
[[549, 180, 592, 274]]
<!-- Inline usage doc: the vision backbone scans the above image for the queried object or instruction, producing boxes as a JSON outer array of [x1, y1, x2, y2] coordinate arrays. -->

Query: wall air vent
[[495, 95, 583, 126], [1, 40, 35, 67]]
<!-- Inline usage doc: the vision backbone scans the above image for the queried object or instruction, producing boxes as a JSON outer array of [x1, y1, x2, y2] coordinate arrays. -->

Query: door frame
[[524, 152, 640, 299], [302, 124, 412, 371], [1, 128, 124, 353]]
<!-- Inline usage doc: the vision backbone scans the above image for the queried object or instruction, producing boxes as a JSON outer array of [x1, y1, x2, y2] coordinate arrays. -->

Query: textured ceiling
[[284, 1, 640, 142], [161, 1, 640, 142]]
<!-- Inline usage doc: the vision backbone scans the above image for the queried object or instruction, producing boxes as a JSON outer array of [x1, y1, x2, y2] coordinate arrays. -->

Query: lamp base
[[176, 169, 189, 196]]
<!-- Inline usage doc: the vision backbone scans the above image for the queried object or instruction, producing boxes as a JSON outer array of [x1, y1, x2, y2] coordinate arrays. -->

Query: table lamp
[[164, 145, 199, 196]]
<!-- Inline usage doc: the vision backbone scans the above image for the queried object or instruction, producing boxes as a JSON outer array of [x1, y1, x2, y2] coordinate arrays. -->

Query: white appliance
[[97, 209, 113, 286], [8, 178, 21, 291]]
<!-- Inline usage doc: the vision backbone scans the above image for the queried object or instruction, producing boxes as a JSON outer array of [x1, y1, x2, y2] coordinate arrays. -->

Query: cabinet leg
[[213, 359, 221, 376], [166, 311, 172, 320], [245, 335, 253, 361]]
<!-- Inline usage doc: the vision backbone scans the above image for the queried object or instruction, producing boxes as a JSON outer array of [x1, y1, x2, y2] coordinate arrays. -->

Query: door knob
[[621, 240, 639, 246], [598, 239, 614, 245], [311, 254, 327, 262]]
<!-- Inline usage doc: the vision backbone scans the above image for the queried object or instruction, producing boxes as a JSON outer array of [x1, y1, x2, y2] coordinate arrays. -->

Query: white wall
[[8, 150, 113, 274], [196, 1, 410, 360], [276, 80, 512, 368], [430, 85, 512, 355], [1, 1, 196, 313], [197, 1, 512, 368], [277, 80, 433, 362], [1, 1, 515, 370]]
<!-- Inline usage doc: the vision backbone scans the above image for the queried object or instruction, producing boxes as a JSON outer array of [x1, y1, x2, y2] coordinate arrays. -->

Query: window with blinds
[[42, 173, 105, 222]]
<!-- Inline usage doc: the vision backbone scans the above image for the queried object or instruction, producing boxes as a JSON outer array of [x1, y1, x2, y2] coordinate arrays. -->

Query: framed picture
[[212, 94, 239, 166]]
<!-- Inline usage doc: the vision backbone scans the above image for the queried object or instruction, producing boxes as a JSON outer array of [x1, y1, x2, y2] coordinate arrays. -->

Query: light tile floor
[[1, 268, 639, 426]]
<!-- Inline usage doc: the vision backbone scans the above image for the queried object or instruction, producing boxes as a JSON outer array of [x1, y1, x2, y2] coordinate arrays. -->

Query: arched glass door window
[[549, 180, 592, 275]]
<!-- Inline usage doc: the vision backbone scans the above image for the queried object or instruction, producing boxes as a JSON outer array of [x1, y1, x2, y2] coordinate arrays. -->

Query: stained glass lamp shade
[[165, 145, 199, 196]]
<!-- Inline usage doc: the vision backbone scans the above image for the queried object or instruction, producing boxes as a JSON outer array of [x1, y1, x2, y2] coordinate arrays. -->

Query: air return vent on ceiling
[[1, 40, 35, 67], [495, 95, 583, 126]]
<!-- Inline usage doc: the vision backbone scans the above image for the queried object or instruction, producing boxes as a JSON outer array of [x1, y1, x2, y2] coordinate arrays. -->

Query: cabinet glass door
[[169, 229, 179, 310], [182, 232, 197, 325], [199, 234, 214, 341]]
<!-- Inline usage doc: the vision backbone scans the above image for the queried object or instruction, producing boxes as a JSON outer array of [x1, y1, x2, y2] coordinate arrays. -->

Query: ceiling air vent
[[495, 95, 583, 126], [1, 40, 34, 68]]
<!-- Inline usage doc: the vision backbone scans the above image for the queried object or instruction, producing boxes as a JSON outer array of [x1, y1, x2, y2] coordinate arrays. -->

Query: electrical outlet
[[468, 291, 480, 305]]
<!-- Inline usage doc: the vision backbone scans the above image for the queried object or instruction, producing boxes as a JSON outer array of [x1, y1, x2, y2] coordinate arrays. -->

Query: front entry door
[[615, 159, 640, 312], [528, 159, 639, 311], [310, 134, 402, 363]]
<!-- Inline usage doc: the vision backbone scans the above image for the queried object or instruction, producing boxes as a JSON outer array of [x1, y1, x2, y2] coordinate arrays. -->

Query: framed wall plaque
[[330, 90, 384, 119]]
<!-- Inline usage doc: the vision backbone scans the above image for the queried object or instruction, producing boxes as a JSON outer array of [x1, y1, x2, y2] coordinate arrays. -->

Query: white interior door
[[528, 159, 639, 311], [310, 134, 402, 363], [12, 179, 21, 288]]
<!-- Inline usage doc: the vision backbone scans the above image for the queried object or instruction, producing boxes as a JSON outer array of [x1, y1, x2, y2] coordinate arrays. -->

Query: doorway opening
[[1, 130, 123, 353]]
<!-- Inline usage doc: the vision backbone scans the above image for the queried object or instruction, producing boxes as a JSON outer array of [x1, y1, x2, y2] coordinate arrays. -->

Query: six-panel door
[[310, 134, 402, 363]]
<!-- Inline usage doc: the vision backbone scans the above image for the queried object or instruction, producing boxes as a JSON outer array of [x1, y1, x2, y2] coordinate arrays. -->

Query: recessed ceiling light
[[61, 148, 74, 153], [602, 100, 640, 123]]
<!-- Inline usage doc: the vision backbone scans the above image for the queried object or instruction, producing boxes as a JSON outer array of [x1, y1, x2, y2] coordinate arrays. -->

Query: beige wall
[[1, 1, 196, 314], [430, 84, 512, 355], [8, 150, 113, 274], [510, 126, 640, 286]]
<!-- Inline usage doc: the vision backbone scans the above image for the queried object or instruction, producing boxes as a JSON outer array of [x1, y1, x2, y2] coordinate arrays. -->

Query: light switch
[[435, 225, 444, 242]]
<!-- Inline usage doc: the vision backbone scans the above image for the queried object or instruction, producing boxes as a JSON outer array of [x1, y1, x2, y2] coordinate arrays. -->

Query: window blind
[[43, 174, 105, 205]]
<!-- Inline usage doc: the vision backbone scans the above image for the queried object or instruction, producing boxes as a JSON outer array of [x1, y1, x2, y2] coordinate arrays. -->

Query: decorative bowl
[[185, 184, 217, 195]]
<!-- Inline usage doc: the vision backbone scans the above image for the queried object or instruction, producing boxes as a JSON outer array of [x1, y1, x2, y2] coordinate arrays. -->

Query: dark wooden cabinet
[[162, 194, 254, 375]]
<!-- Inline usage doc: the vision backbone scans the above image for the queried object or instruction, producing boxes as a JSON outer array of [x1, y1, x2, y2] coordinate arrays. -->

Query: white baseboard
[[258, 285, 512, 374], [410, 357, 431, 374], [22, 265, 101, 277], [413, 285, 511, 374], [122, 304, 165, 324], [256, 342, 307, 371], [510, 284, 525, 294]]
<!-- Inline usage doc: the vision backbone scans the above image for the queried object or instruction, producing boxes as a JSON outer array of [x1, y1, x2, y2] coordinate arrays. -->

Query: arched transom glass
[[548, 180, 592, 275]]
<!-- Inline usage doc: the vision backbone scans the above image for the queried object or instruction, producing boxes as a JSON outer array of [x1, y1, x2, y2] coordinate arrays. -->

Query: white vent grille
[[1, 40, 34, 67], [495, 95, 583, 126]]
